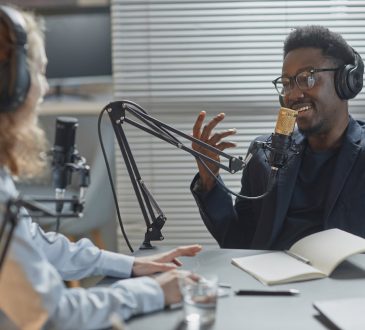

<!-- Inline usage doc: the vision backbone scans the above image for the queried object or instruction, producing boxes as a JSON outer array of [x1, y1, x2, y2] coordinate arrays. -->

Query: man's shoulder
[[350, 116, 365, 133], [355, 119, 365, 129], [347, 116, 365, 149]]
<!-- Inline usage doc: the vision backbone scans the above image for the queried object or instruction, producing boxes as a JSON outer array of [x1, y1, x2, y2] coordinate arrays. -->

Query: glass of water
[[180, 275, 218, 326]]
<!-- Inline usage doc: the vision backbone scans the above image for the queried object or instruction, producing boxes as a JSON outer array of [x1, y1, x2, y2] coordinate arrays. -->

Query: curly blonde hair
[[0, 8, 48, 179]]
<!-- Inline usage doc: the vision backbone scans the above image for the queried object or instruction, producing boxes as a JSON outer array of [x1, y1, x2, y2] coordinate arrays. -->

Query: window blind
[[110, 0, 365, 253]]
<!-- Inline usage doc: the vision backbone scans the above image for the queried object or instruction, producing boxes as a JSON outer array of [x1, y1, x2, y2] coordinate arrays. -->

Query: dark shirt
[[272, 145, 339, 250]]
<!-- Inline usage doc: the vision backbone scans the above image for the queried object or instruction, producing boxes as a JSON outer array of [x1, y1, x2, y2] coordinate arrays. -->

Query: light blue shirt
[[0, 168, 164, 329]]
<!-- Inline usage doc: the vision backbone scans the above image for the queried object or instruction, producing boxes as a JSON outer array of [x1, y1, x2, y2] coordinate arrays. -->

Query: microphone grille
[[275, 107, 298, 136], [55, 117, 78, 150]]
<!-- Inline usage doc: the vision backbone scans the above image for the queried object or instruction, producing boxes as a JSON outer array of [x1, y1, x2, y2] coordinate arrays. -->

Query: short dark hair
[[283, 25, 355, 66]]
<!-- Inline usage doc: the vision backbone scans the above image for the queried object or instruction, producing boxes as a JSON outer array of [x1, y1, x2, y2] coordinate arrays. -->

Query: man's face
[[282, 47, 347, 137]]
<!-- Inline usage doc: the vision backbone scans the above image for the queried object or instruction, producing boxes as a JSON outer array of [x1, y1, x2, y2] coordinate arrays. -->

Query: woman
[[0, 6, 201, 330]]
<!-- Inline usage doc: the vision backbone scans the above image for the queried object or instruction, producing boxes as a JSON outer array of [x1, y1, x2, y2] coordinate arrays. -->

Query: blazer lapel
[[323, 117, 362, 223]]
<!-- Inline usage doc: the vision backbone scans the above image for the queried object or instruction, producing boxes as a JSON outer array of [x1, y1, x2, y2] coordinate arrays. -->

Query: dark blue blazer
[[191, 116, 365, 249]]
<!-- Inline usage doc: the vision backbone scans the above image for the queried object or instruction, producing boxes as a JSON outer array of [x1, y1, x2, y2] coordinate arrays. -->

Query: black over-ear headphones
[[334, 49, 364, 100], [0, 5, 30, 113]]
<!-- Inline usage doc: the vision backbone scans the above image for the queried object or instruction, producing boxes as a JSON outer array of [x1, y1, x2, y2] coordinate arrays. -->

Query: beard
[[297, 119, 327, 137]]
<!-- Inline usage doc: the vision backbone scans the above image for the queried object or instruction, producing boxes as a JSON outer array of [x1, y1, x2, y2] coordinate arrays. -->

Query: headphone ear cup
[[10, 40, 30, 106], [334, 65, 352, 100], [347, 55, 364, 98], [334, 52, 364, 100], [0, 6, 30, 113]]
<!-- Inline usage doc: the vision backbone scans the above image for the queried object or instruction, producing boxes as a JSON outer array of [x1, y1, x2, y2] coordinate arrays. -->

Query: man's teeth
[[297, 105, 311, 112]]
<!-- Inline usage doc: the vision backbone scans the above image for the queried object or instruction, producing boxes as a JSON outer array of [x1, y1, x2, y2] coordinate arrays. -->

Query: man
[[0, 5, 201, 330], [191, 25, 365, 250]]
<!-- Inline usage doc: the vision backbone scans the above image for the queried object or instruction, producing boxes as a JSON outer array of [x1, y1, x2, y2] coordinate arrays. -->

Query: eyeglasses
[[272, 68, 339, 96]]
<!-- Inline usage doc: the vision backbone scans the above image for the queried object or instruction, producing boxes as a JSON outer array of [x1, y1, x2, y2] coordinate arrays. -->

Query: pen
[[284, 250, 311, 265], [235, 289, 300, 296]]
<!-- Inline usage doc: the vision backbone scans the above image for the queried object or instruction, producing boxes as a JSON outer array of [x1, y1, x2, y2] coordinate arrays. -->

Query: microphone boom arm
[[0, 196, 85, 275], [105, 100, 254, 249]]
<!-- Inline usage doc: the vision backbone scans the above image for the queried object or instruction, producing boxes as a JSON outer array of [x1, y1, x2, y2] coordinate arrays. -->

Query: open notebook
[[232, 229, 365, 285]]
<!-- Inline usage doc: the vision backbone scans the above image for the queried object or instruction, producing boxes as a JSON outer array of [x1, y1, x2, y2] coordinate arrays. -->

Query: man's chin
[[297, 122, 323, 137]]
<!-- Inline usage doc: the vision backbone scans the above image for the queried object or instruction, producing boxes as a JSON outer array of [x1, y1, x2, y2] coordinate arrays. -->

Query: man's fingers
[[209, 128, 237, 145], [200, 113, 225, 141], [216, 141, 237, 151], [192, 111, 206, 138]]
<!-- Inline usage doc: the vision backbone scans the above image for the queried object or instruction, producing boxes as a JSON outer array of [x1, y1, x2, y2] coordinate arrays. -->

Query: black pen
[[235, 289, 299, 296]]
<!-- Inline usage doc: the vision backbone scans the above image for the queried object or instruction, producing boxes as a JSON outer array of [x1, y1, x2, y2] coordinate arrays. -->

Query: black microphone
[[268, 107, 298, 169], [52, 117, 78, 213]]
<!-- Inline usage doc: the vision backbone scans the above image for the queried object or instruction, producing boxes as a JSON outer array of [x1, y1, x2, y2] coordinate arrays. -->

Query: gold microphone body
[[268, 107, 298, 169]]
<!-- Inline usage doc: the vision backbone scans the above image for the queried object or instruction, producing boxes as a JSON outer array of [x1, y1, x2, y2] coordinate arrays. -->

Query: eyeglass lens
[[276, 71, 315, 95]]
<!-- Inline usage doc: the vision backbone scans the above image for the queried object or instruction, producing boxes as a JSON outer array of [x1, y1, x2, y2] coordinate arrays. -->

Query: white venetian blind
[[110, 0, 365, 253]]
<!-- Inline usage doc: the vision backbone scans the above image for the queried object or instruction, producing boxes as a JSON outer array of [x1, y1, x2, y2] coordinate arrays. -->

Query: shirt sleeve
[[1, 213, 165, 330], [46, 277, 164, 329], [0, 169, 165, 329], [1, 167, 135, 281], [30, 222, 135, 280]]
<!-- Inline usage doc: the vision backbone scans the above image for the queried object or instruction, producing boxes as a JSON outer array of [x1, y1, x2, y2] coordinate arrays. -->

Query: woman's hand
[[132, 244, 202, 276], [154, 270, 200, 306]]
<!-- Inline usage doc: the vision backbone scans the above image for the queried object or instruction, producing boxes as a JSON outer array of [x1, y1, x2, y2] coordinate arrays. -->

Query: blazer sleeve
[[190, 140, 268, 248]]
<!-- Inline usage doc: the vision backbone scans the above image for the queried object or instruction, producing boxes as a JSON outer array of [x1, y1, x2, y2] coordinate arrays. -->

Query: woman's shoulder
[[0, 167, 18, 201]]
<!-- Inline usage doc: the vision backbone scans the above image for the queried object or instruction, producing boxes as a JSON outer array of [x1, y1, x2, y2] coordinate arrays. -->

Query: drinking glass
[[179, 275, 218, 326]]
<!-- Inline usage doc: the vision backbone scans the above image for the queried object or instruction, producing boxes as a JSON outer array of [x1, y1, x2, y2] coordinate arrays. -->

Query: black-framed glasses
[[272, 68, 339, 96]]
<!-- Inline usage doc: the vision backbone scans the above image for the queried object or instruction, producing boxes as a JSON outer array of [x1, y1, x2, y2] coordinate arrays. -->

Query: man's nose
[[287, 82, 305, 102]]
